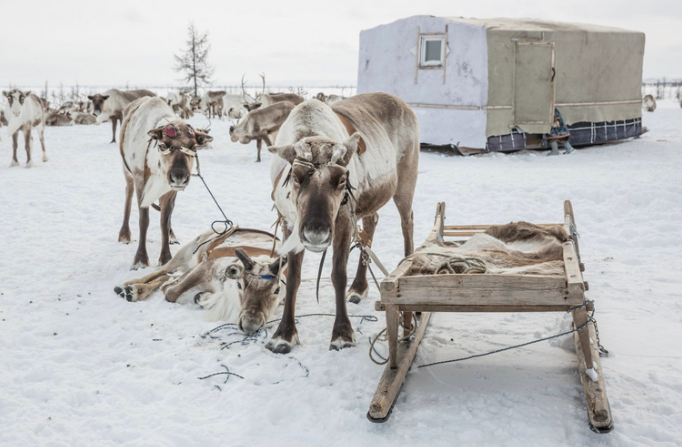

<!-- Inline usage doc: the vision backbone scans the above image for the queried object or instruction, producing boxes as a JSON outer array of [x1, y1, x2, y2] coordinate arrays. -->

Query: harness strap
[[208, 246, 275, 260]]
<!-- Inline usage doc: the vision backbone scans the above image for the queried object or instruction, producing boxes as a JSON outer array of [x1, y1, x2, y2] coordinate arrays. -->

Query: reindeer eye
[[237, 283, 242, 290], [274, 287, 280, 294]]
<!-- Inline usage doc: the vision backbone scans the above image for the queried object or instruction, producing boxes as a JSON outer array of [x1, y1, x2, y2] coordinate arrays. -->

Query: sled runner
[[368, 201, 613, 433]]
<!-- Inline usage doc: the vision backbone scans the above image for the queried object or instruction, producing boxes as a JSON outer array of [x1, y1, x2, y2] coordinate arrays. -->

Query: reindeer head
[[269, 134, 361, 253], [241, 73, 266, 112], [87, 93, 109, 116], [3, 89, 31, 117], [220, 249, 287, 334], [315, 92, 327, 102], [147, 122, 212, 191]]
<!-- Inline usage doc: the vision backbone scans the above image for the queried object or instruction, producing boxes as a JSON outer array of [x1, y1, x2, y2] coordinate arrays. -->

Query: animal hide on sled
[[408, 222, 568, 276]]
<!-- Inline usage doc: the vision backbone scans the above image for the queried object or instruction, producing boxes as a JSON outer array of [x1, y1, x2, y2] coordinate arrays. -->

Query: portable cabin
[[357, 16, 645, 151]]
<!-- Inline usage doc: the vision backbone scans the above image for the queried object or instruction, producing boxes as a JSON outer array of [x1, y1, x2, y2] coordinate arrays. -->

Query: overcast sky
[[1, 0, 680, 88]]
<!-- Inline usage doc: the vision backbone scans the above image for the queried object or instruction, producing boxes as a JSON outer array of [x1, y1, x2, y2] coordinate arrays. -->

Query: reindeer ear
[[195, 129, 213, 146], [24, 91, 31, 97], [147, 126, 164, 140], [102, 95, 109, 100], [235, 248, 254, 271], [269, 256, 288, 276], [87, 95, 93, 100], [268, 144, 296, 164]]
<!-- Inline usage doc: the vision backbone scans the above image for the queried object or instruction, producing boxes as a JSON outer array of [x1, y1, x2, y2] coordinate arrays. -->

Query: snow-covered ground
[[0, 103, 680, 447]]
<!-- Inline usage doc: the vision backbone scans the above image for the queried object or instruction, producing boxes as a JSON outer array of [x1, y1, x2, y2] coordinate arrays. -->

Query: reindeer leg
[[348, 213, 379, 304], [118, 168, 134, 243], [330, 214, 355, 350], [24, 128, 34, 168], [10, 132, 19, 167], [117, 275, 169, 302], [132, 185, 150, 269], [256, 139, 262, 163], [266, 247, 304, 354], [110, 116, 118, 143], [158, 191, 177, 265], [164, 262, 214, 303], [38, 124, 47, 162]]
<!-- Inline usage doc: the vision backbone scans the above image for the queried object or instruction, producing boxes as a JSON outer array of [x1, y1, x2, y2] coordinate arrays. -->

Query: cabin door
[[513, 42, 555, 132]]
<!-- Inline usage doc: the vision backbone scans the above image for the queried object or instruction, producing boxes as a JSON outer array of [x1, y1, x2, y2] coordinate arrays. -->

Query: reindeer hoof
[[329, 335, 356, 351], [266, 334, 300, 354], [42, 156, 49, 162], [131, 261, 149, 271], [347, 288, 367, 304], [114, 286, 125, 298], [348, 294, 362, 305], [25, 160, 35, 168], [194, 292, 205, 305], [9, 160, 19, 167]]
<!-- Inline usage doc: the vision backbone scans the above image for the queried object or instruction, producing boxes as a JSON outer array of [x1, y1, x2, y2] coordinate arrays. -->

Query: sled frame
[[368, 200, 613, 433]]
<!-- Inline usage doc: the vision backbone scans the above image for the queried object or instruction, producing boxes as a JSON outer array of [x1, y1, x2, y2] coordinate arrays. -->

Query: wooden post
[[573, 307, 594, 369], [386, 304, 400, 369]]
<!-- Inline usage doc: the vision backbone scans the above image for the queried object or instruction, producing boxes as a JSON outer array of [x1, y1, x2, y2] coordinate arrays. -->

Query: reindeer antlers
[[259, 73, 266, 97]]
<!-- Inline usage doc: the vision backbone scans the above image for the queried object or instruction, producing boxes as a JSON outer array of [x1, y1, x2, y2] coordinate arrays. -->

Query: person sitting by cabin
[[546, 108, 575, 156]]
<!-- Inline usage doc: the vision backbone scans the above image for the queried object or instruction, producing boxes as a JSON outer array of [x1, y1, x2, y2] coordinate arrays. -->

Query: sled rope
[[416, 300, 600, 369]]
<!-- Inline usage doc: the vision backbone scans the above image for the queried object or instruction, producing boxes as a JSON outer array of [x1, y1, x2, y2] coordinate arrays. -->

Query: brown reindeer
[[229, 102, 295, 162], [241, 74, 304, 112], [89, 89, 156, 143], [118, 97, 212, 269], [115, 227, 287, 333], [266, 93, 419, 353]]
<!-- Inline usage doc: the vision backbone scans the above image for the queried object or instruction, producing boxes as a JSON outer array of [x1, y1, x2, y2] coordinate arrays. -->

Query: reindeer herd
[[3, 79, 421, 355]]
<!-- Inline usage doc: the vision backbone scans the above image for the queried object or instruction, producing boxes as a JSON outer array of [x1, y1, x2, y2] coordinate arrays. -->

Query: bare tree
[[174, 23, 214, 97]]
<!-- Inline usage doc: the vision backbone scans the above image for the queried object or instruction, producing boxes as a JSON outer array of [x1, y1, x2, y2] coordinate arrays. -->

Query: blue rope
[[417, 301, 596, 369]]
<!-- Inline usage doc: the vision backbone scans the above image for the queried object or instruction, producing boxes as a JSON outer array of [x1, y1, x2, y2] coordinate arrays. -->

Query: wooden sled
[[368, 201, 613, 433]]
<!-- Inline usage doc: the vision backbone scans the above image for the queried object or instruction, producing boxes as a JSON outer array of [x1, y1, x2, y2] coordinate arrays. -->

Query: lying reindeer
[[45, 111, 74, 126], [118, 96, 212, 268], [115, 227, 287, 333], [229, 101, 295, 162]]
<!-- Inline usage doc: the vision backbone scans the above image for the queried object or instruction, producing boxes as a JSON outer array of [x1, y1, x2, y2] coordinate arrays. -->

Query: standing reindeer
[[266, 94, 419, 353], [229, 102, 294, 162], [117, 97, 213, 268], [2, 89, 47, 168], [241, 74, 304, 112], [643, 94, 657, 112], [89, 89, 156, 143]]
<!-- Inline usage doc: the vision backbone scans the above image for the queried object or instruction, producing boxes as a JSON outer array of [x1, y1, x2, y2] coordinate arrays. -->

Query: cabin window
[[419, 35, 445, 67]]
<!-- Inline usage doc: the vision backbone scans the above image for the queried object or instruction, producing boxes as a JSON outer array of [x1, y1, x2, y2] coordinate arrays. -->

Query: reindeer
[[241, 74, 304, 112], [265, 93, 419, 353], [315, 91, 346, 106], [222, 93, 250, 120], [199, 91, 228, 119], [2, 89, 48, 168], [114, 227, 287, 332], [229, 101, 294, 162], [71, 112, 97, 125], [0, 110, 6, 141], [45, 110, 74, 126], [117, 97, 213, 269], [167, 92, 194, 119], [89, 89, 156, 143], [643, 94, 657, 112]]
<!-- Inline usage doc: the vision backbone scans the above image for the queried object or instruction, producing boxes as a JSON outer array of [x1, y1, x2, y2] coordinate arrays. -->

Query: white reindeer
[[2, 89, 47, 168]]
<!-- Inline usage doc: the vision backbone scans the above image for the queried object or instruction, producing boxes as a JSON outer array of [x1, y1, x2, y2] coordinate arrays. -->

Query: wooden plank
[[562, 241, 585, 300], [429, 202, 446, 243], [368, 312, 431, 422], [380, 259, 413, 293], [574, 320, 614, 432], [376, 303, 573, 313], [443, 223, 560, 231]]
